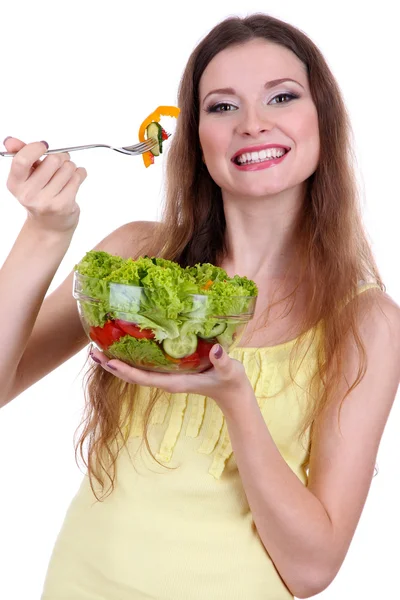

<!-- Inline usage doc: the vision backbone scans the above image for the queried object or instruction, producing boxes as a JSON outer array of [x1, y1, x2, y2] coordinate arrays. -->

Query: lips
[[233, 151, 289, 172], [231, 144, 291, 163]]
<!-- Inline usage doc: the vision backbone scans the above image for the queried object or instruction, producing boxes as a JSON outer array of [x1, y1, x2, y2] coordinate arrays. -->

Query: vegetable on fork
[[138, 105, 180, 167]]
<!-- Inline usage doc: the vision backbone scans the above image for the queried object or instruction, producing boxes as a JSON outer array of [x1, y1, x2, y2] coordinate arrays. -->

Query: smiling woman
[[63, 15, 399, 599], [1, 11, 399, 600], [198, 40, 319, 196]]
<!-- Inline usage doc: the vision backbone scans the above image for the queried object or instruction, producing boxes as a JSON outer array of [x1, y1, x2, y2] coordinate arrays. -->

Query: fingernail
[[90, 354, 101, 364], [40, 140, 49, 149], [3, 136, 12, 145], [106, 362, 117, 370], [213, 344, 223, 359]]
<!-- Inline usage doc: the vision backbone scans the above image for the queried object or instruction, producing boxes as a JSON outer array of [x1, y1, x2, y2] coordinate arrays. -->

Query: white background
[[0, 1, 398, 598]]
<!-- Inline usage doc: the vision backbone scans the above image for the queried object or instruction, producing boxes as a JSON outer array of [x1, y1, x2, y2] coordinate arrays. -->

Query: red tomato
[[177, 352, 201, 370], [161, 127, 168, 141], [89, 320, 126, 350], [163, 350, 201, 370], [114, 319, 155, 339], [196, 338, 216, 359]]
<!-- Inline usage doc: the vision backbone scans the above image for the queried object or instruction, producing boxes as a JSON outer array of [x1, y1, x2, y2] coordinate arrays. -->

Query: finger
[[3, 136, 26, 153], [54, 165, 87, 197], [4, 136, 48, 171], [102, 358, 163, 384], [101, 357, 191, 393], [208, 344, 231, 375], [26, 154, 75, 196], [7, 139, 50, 186]]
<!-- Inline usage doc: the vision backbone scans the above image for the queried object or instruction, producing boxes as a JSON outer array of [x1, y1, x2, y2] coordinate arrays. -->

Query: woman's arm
[[225, 294, 400, 599], [1, 220, 158, 407]]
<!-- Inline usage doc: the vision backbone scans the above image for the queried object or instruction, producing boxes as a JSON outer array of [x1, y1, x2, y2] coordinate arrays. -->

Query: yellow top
[[41, 282, 379, 600]]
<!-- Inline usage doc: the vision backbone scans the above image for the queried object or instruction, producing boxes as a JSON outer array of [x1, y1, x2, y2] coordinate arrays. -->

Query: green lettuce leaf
[[139, 266, 199, 319], [79, 299, 109, 328], [203, 279, 258, 316], [108, 336, 170, 367], [185, 263, 228, 286], [104, 256, 152, 286], [74, 250, 126, 327], [112, 310, 181, 342], [74, 250, 124, 278]]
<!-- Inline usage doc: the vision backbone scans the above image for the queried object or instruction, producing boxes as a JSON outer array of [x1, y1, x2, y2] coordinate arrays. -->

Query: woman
[[1, 13, 399, 600]]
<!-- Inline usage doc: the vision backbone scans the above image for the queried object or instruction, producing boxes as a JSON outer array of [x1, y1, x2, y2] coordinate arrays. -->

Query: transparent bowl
[[73, 272, 257, 373]]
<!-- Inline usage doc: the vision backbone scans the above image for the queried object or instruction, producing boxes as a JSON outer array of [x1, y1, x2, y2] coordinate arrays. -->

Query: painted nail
[[213, 344, 223, 359], [90, 354, 101, 364], [40, 140, 49, 149], [106, 362, 117, 370]]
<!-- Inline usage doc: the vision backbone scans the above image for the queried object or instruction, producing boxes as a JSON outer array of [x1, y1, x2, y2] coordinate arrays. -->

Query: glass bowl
[[73, 271, 257, 373]]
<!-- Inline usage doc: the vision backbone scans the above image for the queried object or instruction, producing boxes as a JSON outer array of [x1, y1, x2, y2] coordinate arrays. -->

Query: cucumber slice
[[216, 321, 242, 347], [146, 122, 163, 157], [198, 322, 227, 339], [163, 333, 198, 359]]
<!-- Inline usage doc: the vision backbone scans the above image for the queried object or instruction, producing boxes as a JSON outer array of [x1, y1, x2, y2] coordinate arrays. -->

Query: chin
[[232, 181, 290, 198]]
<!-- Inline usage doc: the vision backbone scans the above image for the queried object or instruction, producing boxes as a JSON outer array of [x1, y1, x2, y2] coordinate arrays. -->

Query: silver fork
[[0, 137, 161, 158]]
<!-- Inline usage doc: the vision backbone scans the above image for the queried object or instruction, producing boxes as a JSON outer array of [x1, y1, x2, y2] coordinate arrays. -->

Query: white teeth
[[236, 147, 287, 164]]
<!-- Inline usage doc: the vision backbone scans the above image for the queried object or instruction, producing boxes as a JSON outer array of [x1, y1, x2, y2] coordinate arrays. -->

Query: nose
[[236, 106, 273, 137]]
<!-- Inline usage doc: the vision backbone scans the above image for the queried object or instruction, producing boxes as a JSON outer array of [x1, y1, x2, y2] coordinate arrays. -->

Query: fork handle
[[0, 144, 111, 158]]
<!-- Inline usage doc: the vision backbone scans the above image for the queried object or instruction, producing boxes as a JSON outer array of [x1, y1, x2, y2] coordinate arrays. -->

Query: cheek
[[199, 120, 230, 161], [295, 105, 320, 154]]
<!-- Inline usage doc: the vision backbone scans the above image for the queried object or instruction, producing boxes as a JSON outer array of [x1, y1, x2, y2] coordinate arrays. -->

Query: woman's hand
[[90, 343, 255, 415], [4, 137, 87, 235]]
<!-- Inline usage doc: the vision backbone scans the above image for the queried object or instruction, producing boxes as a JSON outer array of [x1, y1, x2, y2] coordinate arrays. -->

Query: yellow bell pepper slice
[[138, 105, 180, 168]]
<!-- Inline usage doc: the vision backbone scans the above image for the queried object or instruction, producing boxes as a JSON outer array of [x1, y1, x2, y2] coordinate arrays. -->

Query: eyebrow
[[202, 78, 305, 104]]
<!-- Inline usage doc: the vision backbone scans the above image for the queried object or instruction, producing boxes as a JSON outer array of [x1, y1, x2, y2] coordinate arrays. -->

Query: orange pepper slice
[[202, 280, 214, 290], [164, 353, 181, 364], [138, 105, 180, 168]]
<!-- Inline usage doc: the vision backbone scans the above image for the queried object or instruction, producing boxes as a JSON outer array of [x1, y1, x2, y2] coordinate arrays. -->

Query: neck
[[220, 185, 305, 282]]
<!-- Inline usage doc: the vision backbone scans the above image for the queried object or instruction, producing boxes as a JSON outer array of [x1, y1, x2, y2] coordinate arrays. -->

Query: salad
[[73, 251, 258, 372], [138, 105, 180, 168]]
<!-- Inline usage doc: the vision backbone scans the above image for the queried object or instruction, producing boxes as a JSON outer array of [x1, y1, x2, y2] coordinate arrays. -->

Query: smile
[[232, 147, 290, 171]]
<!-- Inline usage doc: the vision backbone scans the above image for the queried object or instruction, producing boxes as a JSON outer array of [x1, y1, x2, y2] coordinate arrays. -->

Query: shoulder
[[360, 291, 400, 390], [340, 287, 400, 390], [356, 287, 400, 346], [92, 220, 165, 260]]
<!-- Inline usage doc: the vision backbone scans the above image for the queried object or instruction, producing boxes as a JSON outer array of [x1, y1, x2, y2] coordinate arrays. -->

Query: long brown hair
[[75, 13, 385, 501]]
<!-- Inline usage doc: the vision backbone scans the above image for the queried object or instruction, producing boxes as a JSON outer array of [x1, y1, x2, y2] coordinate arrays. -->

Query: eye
[[205, 102, 238, 113], [270, 93, 299, 104]]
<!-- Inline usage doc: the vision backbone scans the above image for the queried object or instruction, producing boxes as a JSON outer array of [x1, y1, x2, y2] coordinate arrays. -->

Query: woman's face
[[198, 39, 320, 198]]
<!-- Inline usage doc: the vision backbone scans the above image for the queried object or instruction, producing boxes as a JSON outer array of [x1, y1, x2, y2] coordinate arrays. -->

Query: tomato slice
[[89, 320, 126, 350], [177, 352, 201, 370], [115, 319, 155, 339], [164, 338, 215, 370], [196, 338, 216, 359], [143, 152, 154, 167], [163, 350, 201, 370]]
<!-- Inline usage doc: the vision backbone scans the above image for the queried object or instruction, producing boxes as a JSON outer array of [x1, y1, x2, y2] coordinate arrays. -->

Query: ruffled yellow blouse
[[41, 283, 379, 600]]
